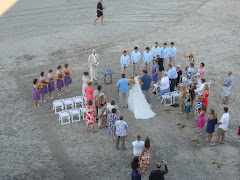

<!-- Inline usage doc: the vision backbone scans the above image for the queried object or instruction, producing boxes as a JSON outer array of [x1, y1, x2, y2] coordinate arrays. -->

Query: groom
[[140, 70, 152, 103]]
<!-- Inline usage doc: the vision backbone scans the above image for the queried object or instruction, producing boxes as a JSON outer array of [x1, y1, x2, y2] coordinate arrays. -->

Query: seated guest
[[158, 71, 170, 101], [196, 78, 206, 95], [168, 64, 178, 92], [149, 161, 168, 180]]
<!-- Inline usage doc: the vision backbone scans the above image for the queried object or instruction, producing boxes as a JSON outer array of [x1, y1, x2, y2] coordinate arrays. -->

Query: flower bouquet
[[38, 83, 43, 88]]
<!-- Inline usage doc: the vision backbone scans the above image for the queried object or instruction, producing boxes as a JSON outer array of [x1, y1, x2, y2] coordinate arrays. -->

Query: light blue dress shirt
[[120, 55, 130, 67], [168, 67, 178, 79], [224, 75, 233, 87], [143, 51, 153, 64], [160, 47, 169, 59], [116, 78, 131, 94], [168, 46, 176, 58], [131, 51, 141, 63], [151, 46, 161, 58]]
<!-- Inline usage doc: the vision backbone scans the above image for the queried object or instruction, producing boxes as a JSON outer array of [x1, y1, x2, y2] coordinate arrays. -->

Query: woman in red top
[[85, 81, 94, 102], [202, 84, 209, 110]]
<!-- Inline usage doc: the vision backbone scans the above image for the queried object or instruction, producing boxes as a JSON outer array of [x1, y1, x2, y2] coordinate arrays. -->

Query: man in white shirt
[[120, 51, 130, 77], [132, 134, 144, 157], [197, 78, 206, 95], [210, 107, 230, 146], [88, 49, 100, 81]]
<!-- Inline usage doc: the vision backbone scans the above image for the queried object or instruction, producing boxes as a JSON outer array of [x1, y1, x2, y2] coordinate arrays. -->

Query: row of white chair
[[161, 91, 180, 106], [59, 108, 87, 125]]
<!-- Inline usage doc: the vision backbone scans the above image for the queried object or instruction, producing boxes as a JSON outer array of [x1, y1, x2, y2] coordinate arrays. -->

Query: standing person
[[196, 78, 206, 95], [202, 84, 210, 110], [132, 134, 145, 157], [151, 42, 161, 61], [184, 52, 195, 65], [108, 100, 116, 112], [116, 74, 133, 108], [131, 47, 141, 76], [176, 65, 182, 86], [143, 47, 153, 73], [156, 55, 164, 80], [206, 109, 217, 142], [107, 108, 118, 142], [131, 157, 142, 180], [98, 94, 107, 128], [158, 71, 170, 101], [32, 79, 41, 107], [149, 161, 168, 180], [88, 49, 100, 81], [168, 42, 177, 66], [85, 81, 94, 102], [85, 100, 96, 133], [184, 93, 191, 120], [82, 72, 89, 96], [210, 107, 230, 146], [140, 70, 152, 103], [222, 71, 233, 104], [40, 72, 48, 102], [179, 84, 187, 113], [238, 125, 240, 144], [196, 63, 206, 85], [167, 64, 178, 92], [186, 62, 195, 85], [93, 0, 104, 25], [195, 95, 202, 121], [56, 65, 64, 96], [93, 85, 102, 119], [160, 43, 169, 68], [115, 115, 128, 150], [196, 104, 207, 135], [120, 51, 130, 77], [189, 76, 196, 108], [152, 60, 159, 86], [63, 63, 72, 92], [139, 137, 151, 175], [47, 69, 55, 99]]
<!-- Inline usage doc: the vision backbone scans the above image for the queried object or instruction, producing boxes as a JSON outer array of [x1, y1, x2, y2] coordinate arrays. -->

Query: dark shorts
[[97, 12, 103, 17]]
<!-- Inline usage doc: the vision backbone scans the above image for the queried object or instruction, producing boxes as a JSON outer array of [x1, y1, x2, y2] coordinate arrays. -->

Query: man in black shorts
[[93, 0, 104, 25]]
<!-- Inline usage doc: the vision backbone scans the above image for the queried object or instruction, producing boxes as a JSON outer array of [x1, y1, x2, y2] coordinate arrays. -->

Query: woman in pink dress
[[197, 63, 206, 85], [197, 104, 207, 135], [85, 81, 94, 102], [85, 100, 96, 133]]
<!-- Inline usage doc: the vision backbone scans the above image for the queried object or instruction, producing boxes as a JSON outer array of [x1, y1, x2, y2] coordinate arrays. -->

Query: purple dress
[[48, 77, 55, 92], [40, 78, 48, 95], [206, 118, 217, 133], [152, 65, 159, 82], [57, 74, 64, 89], [32, 87, 40, 100], [64, 71, 72, 86], [197, 110, 206, 128]]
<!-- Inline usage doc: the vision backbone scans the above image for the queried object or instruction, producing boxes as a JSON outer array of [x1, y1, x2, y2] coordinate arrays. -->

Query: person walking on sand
[[93, 0, 104, 25], [222, 71, 233, 104]]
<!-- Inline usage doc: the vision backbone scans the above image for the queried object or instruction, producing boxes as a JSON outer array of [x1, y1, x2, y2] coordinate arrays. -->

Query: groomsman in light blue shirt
[[152, 42, 161, 63], [161, 42, 169, 68], [120, 51, 130, 77], [131, 47, 141, 76], [168, 42, 177, 66], [143, 47, 154, 73]]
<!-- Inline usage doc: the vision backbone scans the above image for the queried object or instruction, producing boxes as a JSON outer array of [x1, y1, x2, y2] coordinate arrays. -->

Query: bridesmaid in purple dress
[[64, 63, 72, 92], [40, 72, 48, 103], [196, 104, 207, 135], [47, 69, 55, 99], [32, 79, 41, 107], [56, 65, 64, 96]]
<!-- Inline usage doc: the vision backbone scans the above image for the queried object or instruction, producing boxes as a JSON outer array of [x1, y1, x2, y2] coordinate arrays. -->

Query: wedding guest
[[168, 42, 177, 66], [116, 74, 133, 108], [47, 69, 55, 99], [93, 85, 102, 119], [206, 109, 217, 142], [82, 72, 89, 95], [88, 49, 100, 81], [160, 43, 169, 68], [108, 100, 116, 112], [140, 137, 151, 175], [184, 93, 191, 120], [98, 94, 107, 128], [56, 65, 64, 96], [186, 62, 195, 85], [85, 81, 94, 102], [202, 84, 210, 110], [115, 115, 128, 150], [93, 0, 104, 25], [132, 134, 145, 157], [184, 52, 195, 65], [152, 59, 159, 85], [176, 65, 182, 86], [107, 108, 118, 142], [151, 42, 161, 60], [156, 55, 164, 80], [223, 71, 233, 104], [63, 63, 72, 92], [238, 125, 240, 144], [158, 71, 170, 101], [179, 84, 187, 113], [120, 51, 130, 77], [210, 107, 229, 146], [149, 161, 168, 180], [85, 100, 96, 133], [168, 64, 178, 92], [40, 72, 48, 102], [196, 78, 206, 95], [189, 76, 197, 108], [143, 47, 153, 73], [195, 95, 202, 121], [131, 47, 141, 76], [197, 63, 206, 85], [32, 79, 40, 107], [196, 104, 207, 135], [140, 70, 152, 103], [131, 157, 142, 180]]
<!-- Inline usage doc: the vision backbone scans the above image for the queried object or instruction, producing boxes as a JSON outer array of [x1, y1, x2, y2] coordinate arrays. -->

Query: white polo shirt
[[219, 113, 229, 131], [132, 140, 144, 156]]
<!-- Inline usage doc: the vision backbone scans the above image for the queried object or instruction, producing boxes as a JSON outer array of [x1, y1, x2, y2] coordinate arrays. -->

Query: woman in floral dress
[[140, 137, 152, 175], [85, 100, 96, 133], [107, 108, 119, 142]]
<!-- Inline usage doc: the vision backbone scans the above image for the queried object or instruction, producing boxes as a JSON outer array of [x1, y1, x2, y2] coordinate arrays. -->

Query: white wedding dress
[[128, 77, 155, 119]]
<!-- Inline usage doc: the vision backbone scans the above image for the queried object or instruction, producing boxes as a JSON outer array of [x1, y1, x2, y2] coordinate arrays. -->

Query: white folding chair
[[69, 109, 81, 123], [83, 96, 87, 105], [154, 84, 161, 97], [172, 91, 180, 104], [80, 107, 87, 120], [63, 98, 74, 110], [53, 100, 64, 114], [161, 92, 173, 106], [59, 111, 70, 125], [73, 96, 84, 108]]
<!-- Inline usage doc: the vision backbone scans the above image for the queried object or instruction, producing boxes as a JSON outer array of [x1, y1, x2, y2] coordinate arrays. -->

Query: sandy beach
[[0, 0, 239, 179]]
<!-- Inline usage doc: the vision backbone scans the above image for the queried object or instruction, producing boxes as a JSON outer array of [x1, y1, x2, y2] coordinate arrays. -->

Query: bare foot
[[219, 142, 224, 144], [209, 144, 217, 147]]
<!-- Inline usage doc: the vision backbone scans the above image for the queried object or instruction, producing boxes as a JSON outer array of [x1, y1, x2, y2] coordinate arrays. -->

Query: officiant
[[88, 49, 100, 81]]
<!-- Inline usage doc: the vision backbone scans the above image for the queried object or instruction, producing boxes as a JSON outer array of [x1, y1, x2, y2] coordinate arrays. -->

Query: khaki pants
[[132, 63, 139, 76], [115, 136, 126, 150], [144, 63, 151, 74], [121, 66, 128, 77], [142, 90, 150, 103], [119, 93, 128, 108], [163, 58, 168, 70], [169, 57, 175, 66], [158, 71, 163, 81], [90, 68, 97, 81]]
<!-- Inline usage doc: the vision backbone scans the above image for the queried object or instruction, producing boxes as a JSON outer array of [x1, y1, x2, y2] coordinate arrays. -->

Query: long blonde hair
[[204, 84, 210, 94]]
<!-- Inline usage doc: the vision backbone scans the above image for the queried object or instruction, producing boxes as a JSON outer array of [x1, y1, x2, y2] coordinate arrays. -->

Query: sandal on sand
[[209, 144, 217, 147]]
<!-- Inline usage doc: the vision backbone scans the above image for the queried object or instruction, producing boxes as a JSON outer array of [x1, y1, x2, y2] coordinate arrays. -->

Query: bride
[[128, 76, 155, 119]]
